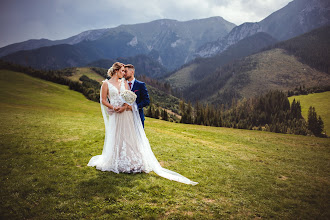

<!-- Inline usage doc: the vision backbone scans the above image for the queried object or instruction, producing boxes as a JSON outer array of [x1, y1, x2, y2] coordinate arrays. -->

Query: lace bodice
[[105, 79, 126, 107]]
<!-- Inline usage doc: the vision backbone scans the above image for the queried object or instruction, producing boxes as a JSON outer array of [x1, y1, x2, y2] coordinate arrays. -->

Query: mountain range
[[0, 29, 110, 58], [2, 0, 329, 74], [170, 25, 330, 106], [166, 32, 278, 89], [1, 17, 235, 71], [1, 0, 330, 106], [196, 0, 330, 58]]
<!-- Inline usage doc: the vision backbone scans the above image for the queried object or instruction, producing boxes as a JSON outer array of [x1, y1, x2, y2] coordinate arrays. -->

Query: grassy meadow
[[1, 69, 330, 219], [66, 67, 105, 83], [289, 91, 330, 134]]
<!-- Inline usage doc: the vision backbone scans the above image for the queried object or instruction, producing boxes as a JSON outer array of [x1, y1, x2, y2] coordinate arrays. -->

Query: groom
[[124, 64, 150, 128]]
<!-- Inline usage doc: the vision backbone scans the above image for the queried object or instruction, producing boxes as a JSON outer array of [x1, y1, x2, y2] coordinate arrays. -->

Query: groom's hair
[[124, 64, 135, 69]]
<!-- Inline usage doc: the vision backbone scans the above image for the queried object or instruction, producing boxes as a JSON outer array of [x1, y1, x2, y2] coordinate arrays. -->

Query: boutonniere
[[134, 90, 139, 92]]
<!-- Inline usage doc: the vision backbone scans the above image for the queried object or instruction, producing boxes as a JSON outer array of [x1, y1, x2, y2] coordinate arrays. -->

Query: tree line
[[287, 85, 330, 97], [144, 97, 179, 122], [179, 90, 326, 137]]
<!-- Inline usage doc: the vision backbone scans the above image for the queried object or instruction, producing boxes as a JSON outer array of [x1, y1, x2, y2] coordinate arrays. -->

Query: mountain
[[2, 43, 168, 78], [166, 32, 278, 89], [177, 25, 330, 106], [0, 29, 110, 57], [270, 25, 330, 74], [0, 17, 235, 71], [87, 54, 168, 79], [111, 17, 235, 69], [2, 44, 102, 69], [196, 0, 330, 58]]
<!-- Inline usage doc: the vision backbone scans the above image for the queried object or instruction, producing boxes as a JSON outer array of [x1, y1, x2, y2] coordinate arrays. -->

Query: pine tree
[[179, 100, 185, 115], [308, 106, 324, 136], [162, 109, 168, 121], [290, 99, 302, 119], [186, 101, 193, 124], [317, 116, 324, 136], [154, 108, 160, 119], [146, 104, 153, 117]]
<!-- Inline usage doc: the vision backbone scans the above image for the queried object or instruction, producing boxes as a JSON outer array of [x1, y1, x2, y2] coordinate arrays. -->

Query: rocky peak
[[196, 0, 330, 58]]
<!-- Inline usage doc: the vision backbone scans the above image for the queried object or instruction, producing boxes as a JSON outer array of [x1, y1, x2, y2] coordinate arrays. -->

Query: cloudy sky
[[0, 0, 292, 48]]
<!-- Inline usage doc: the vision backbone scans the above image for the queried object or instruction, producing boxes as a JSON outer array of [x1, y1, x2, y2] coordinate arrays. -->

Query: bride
[[88, 62, 198, 185]]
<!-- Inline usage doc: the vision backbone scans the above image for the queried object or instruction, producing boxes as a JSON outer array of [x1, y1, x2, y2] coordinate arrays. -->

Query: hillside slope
[[196, 48, 330, 105], [0, 69, 329, 219], [272, 25, 330, 74], [174, 26, 330, 105], [167, 32, 277, 89]]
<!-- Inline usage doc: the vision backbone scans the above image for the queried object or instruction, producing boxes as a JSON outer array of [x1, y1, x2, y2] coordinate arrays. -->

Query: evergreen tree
[[179, 100, 185, 115], [146, 104, 153, 117], [162, 109, 169, 121], [317, 116, 324, 135], [154, 108, 160, 119], [308, 106, 324, 136], [186, 101, 193, 124]]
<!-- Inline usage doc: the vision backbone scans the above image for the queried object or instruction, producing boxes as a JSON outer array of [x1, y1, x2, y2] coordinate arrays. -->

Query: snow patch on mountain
[[65, 29, 109, 44], [127, 36, 138, 47], [147, 45, 153, 51], [157, 56, 163, 65], [171, 39, 182, 48]]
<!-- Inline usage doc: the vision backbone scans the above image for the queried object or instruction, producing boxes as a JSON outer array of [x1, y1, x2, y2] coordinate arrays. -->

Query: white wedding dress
[[87, 79, 198, 185]]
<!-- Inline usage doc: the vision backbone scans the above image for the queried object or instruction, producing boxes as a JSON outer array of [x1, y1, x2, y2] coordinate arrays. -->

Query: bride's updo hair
[[107, 62, 124, 77]]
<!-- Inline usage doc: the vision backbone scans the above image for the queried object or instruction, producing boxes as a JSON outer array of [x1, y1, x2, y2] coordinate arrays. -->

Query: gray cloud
[[0, 0, 292, 47]]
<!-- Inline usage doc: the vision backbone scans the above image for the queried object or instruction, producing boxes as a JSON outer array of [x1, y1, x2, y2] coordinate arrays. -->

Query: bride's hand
[[115, 106, 126, 113], [106, 107, 115, 115], [126, 105, 133, 111]]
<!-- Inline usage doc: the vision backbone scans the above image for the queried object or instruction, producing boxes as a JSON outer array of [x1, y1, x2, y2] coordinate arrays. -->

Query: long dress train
[[87, 79, 198, 185]]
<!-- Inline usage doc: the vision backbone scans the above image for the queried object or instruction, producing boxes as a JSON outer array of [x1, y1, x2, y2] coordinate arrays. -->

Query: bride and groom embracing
[[88, 62, 198, 185]]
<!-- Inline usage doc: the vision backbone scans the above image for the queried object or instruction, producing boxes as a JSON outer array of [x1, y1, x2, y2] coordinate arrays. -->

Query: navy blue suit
[[131, 79, 150, 127]]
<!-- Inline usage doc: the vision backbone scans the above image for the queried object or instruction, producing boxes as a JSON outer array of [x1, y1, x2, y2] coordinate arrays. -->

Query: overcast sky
[[0, 0, 292, 48]]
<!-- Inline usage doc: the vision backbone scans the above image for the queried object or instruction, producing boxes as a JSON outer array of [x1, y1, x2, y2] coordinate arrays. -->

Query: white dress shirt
[[128, 78, 135, 91]]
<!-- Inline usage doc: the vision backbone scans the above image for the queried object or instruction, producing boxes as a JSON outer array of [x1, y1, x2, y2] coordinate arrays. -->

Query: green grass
[[1, 69, 330, 219], [289, 91, 330, 134], [67, 67, 105, 83]]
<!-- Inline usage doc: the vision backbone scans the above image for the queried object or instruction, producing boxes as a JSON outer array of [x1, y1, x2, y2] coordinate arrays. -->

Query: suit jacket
[[131, 79, 150, 122]]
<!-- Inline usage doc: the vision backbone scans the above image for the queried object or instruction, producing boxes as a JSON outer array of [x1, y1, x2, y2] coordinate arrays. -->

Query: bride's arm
[[101, 81, 115, 110]]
